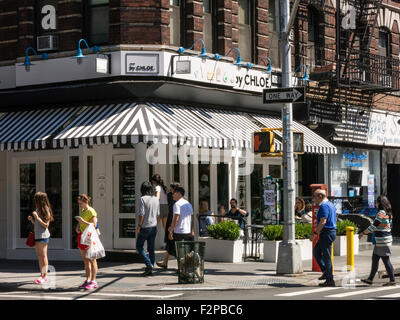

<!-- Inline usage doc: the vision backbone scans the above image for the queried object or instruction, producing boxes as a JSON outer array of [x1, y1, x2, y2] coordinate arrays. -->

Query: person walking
[[136, 181, 160, 276], [359, 196, 396, 286], [27, 192, 54, 285], [167, 186, 194, 258], [156, 182, 180, 270], [310, 189, 337, 287], [75, 194, 99, 290], [151, 174, 169, 231]]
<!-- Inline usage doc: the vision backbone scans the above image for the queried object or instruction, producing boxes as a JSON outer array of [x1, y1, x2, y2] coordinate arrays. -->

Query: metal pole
[[276, 0, 303, 275]]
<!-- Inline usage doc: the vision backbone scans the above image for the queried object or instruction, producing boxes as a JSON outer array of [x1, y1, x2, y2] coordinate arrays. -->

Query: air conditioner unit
[[37, 35, 58, 51]]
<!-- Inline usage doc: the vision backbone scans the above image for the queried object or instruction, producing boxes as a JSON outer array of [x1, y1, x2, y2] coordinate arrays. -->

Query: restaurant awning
[[0, 107, 80, 151]]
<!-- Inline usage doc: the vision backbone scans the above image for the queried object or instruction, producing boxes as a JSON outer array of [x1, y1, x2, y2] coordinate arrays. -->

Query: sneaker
[[361, 279, 373, 285], [382, 281, 396, 287], [79, 280, 89, 289], [84, 281, 98, 290], [34, 277, 48, 285], [318, 280, 336, 287], [318, 274, 326, 281], [142, 267, 153, 277]]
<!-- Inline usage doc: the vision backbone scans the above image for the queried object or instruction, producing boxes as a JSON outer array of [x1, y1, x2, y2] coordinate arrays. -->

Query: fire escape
[[303, 0, 400, 142]]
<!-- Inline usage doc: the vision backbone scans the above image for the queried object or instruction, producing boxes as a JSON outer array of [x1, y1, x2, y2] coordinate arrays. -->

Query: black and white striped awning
[[53, 102, 229, 148], [190, 107, 282, 151], [250, 113, 337, 154], [0, 107, 80, 151]]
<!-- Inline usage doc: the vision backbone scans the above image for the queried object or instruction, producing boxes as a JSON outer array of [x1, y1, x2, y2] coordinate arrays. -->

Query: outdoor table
[[244, 224, 264, 261]]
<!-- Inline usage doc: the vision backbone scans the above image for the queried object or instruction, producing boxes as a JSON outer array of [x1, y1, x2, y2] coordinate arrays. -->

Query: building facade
[[0, 0, 399, 260]]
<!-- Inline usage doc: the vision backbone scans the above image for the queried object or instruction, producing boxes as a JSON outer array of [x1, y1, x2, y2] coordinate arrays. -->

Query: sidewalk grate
[[231, 278, 300, 288]]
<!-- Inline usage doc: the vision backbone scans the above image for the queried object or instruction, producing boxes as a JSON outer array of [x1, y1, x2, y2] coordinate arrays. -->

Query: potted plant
[[334, 220, 359, 256], [263, 223, 313, 262], [203, 221, 243, 263]]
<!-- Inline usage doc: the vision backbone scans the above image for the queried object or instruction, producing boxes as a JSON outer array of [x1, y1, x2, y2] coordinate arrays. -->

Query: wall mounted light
[[74, 38, 99, 64], [178, 38, 219, 60], [21, 47, 48, 71], [225, 47, 252, 69], [257, 57, 272, 74], [293, 64, 310, 83]]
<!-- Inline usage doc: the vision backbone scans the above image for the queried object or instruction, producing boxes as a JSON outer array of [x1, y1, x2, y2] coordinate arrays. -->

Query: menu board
[[119, 219, 136, 238], [119, 161, 135, 213]]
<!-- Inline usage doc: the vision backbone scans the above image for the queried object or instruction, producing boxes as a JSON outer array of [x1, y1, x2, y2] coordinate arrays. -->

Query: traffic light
[[253, 131, 275, 153]]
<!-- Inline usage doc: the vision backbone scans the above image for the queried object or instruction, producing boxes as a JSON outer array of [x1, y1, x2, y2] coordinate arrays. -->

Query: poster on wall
[[331, 186, 342, 214], [119, 161, 135, 213], [237, 175, 246, 209], [368, 174, 375, 208]]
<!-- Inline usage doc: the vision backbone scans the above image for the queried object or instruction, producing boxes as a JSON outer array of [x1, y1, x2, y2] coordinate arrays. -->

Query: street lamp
[[293, 64, 311, 85], [21, 47, 48, 71], [178, 38, 220, 60], [74, 38, 100, 64], [257, 57, 272, 74]]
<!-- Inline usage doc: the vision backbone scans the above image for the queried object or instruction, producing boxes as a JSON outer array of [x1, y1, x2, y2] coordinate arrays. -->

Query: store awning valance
[[53, 102, 229, 148], [250, 113, 337, 154], [189, 107, 282, 151], [0, 107, 80, 151]]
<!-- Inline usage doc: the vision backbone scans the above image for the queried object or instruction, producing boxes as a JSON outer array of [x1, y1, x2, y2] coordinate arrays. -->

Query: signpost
[[263, 87, 305, 104]]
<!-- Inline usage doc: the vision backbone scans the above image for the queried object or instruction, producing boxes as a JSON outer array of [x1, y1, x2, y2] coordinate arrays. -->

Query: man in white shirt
[[168, 186, 194, 247]]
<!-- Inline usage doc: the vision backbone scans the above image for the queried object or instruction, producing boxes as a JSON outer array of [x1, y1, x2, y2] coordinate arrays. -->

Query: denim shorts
[[34, 238, 50, 243]]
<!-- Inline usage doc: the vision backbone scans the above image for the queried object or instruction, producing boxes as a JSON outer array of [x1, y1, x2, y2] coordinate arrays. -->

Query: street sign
[[263, 87, 305, 104]]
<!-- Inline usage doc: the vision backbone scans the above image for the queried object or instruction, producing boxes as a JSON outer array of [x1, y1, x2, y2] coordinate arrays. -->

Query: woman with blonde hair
[[75, 194, 99, 290], [27, 192, 54, 284]]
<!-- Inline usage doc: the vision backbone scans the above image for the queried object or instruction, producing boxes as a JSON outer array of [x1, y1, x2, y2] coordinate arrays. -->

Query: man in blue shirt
[[310, 189, 337, 287], [224, 198, 249, 237]]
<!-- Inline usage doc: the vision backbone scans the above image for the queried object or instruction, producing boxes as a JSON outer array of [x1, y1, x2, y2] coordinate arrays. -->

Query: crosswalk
[[275, 285, 400, 300]]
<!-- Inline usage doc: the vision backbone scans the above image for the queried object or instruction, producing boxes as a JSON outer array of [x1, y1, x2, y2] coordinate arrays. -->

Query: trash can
[[175, 241, 206, 284]]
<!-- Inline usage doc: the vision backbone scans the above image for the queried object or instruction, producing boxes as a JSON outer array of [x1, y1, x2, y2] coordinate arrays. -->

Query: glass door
[[113, 155, 136, 249]]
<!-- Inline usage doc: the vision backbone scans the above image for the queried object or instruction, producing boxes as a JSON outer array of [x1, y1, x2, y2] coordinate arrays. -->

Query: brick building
[[0, 0, 398, 260]]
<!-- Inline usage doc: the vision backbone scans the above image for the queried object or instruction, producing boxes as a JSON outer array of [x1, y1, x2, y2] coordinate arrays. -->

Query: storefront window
[[86, 0, 109, 45], [20, 164, 36, 238], [251, 164, 263, 220], [70, 157, 79, 249], [173, 163, 180, 183], [45, 162, 62, 238], [198, 164, 210, 206], [217, 163, 229, 215]]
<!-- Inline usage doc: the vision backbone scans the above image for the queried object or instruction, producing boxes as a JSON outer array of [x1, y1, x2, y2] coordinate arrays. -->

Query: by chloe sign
[[126, 53, 159, 75]]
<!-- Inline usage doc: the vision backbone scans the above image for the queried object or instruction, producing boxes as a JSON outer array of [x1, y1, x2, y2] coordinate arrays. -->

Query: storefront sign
[[343, 151, 367, 167], [367, 112, 386, 145], [126, 53, 159, 74], [384, 114, 400, 146], [172, 55, 271, 93]]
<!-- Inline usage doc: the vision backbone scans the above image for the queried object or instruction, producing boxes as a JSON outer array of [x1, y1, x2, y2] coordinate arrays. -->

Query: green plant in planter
[[206, 221, 241, 241], [263, 223, 312, 240], [336, 219, 358, 236]]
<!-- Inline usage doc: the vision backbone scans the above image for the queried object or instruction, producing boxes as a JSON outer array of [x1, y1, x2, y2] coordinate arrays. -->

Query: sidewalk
[[1, 246, 400, 293]]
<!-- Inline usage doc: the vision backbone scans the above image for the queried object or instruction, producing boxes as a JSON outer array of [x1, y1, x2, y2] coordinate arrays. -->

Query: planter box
[[202, 237, 244, 263], [263, 239, 313, 263], [334, 235, 359, 256]]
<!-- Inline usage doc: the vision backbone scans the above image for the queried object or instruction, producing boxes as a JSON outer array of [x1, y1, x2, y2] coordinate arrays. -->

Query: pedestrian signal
[[253, 131, 275, 153], [293, 132, 304, 153]]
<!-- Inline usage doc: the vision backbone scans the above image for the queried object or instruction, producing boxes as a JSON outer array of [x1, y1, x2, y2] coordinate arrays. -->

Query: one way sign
[[263, 87, 305, 104]]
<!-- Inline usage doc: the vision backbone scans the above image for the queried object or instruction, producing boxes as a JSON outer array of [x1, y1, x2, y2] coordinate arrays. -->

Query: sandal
[[34, 277, 48, 285], [156, 262, 168, 269], [361, 279, 373, 285]]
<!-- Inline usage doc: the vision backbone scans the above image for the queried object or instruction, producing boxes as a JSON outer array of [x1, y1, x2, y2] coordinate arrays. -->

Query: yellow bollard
[[346, 226, 355, 271], [331, 243, 334, 275]]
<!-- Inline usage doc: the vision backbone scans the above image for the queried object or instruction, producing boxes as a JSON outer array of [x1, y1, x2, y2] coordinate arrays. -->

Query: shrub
[[263, 223, 312, 240], [336, 219, 358, 236], [262, 225, 283, 241], [206, 221, 241, 241]]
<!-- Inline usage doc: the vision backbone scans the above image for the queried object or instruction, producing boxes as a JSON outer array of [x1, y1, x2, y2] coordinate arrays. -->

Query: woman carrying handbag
[[27, 192, 54, 285]]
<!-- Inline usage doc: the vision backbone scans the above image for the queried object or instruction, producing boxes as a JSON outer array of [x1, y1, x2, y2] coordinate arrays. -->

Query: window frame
[[83, 0, 110, 46], [238, 0, 255, 63]]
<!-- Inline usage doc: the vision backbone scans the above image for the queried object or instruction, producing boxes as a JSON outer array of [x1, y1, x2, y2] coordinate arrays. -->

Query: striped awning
[[53, 102, 228, 148], [250, 113, 337, 154], [190, 107, 282, 151], [0, 107, 80, 151]]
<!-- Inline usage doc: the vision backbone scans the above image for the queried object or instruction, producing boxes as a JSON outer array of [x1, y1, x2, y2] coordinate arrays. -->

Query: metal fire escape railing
[[336, 0, 400, 92]]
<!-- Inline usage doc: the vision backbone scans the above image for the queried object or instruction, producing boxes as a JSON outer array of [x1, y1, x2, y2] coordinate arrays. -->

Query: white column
[[135, 142, 148, 228], [210, 163, 217, 215], [104, 144, 114, 250], [0, 151, 7, 258]]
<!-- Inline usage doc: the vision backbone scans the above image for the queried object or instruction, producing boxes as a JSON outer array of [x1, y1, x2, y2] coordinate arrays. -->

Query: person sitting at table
[[224, 198, 249, 238], [197, 199, 215, 237], [300, 202, 313, 224], [295, 197, 306, 222]]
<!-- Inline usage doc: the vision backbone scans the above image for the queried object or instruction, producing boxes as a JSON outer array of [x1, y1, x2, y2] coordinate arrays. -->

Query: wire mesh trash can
[[175, 241, 205, 284]]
